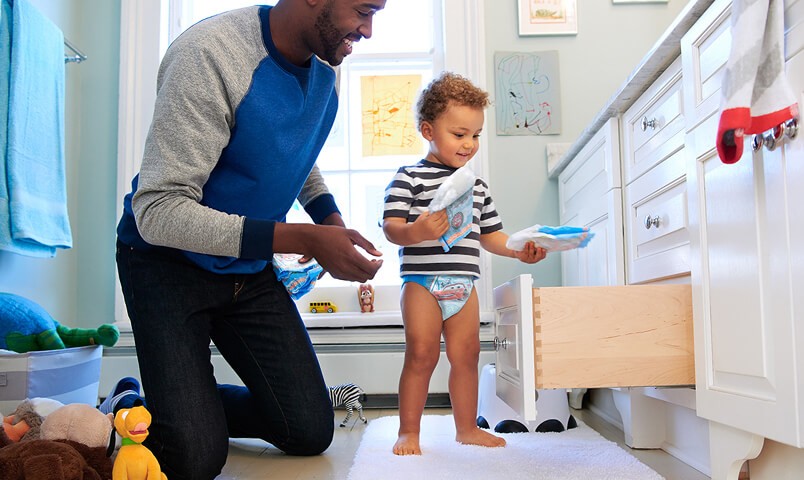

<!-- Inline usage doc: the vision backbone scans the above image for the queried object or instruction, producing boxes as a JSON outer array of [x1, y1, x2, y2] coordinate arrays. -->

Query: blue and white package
[[272, 253, 323, 300], [505, 224, 594, 253], [429, 166, 476, 252], [438, 187, 473, 252]]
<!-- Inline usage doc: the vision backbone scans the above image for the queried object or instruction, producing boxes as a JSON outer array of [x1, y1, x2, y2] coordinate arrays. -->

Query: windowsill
[[111, 311, 496, 350]]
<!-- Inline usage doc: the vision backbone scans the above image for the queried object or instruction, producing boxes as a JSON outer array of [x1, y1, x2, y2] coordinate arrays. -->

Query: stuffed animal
[[113, 402, 166, 480], [0, 439, 104, 480], [357, 283, 375, 313], [1, 400, 44, 445], [0, 292, 119, 353], [41, 403, 115, 479]]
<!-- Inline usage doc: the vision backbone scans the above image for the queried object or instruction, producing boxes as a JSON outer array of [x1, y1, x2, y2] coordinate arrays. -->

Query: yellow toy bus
[[309, 301, 337, 314]]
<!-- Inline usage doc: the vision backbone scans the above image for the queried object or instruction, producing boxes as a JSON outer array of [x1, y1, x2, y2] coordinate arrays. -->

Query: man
[[112, 1, 387, 478]]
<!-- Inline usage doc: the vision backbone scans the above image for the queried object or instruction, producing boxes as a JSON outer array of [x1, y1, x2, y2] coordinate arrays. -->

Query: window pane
[[353, 0, 434, 55]]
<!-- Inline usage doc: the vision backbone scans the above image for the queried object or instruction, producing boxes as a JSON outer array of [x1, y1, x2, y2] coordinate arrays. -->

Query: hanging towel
[[0, 0, 72, 257], [716, 0, 799, 164]]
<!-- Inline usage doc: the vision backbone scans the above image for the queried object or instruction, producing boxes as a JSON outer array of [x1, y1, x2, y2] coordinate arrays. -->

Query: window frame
[[114, 0, 489, 324]]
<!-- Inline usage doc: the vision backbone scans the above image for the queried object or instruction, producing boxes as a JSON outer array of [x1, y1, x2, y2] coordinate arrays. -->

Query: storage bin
[[0, 345, 102, 414]]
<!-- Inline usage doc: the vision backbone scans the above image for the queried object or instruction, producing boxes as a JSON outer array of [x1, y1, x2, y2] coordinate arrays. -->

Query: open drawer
[[492, 274, 694, 422]]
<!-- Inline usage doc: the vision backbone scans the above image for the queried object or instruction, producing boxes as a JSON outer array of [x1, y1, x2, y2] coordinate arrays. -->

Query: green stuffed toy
[[0, 292, 119, 353]]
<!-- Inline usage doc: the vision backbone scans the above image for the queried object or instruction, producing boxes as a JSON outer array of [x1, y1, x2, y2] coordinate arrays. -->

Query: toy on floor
[[113, 401, 166, 480], [328, 383, 367, 427], [0, 402, 115, 479], [0, 398, 65, 446], [0, 292, 120, 353], [476, 363, 576, 433], [357, 283, 375, 313]]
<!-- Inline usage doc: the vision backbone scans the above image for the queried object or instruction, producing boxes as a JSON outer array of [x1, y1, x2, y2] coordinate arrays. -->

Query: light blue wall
[[0, 0, 119, 328], [0, 0, 687, 326], [484, 0, 686, 288]]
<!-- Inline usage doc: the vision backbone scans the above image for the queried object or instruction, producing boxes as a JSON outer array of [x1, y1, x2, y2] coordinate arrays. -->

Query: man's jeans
[[116, 241, 334, 480]]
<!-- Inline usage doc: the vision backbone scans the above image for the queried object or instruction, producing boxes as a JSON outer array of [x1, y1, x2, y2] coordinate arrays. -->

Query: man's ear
[[420, 121, 433, 141]]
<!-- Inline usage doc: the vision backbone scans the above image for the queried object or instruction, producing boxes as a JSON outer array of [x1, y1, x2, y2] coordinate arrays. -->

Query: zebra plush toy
[[328, 383, 367, 427]]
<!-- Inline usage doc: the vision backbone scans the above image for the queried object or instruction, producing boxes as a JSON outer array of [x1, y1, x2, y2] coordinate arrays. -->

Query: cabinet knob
[[641, 116, 657, 132], [784, 118, 798, 140], [493, 336, 510, 351], [644, 215, 661, 230], [752, 134, 764, 152]]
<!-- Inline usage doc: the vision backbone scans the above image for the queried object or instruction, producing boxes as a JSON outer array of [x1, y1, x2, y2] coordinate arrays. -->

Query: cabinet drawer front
[[681, 0, 731, 132], [532, 285, 694, 389], [624, 148, 690, 284], [558, 118, 621, 221], [622, 57, 685, 185]]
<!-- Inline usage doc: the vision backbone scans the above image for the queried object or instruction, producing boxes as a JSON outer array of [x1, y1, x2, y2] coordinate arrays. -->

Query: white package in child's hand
[[506, 224, 594, 252], [428, 166, 475, 212]]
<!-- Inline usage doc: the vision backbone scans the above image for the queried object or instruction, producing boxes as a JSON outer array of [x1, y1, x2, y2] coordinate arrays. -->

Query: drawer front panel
[[624, 148, 690, 284], [623, 57, 685, 184], [681, 0, 731, 131], [558, 118, 621, 221]]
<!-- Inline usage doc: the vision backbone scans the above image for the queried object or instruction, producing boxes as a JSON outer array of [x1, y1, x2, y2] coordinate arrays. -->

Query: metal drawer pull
[[493, 336, 510, 351], [752, 134, 764, 151], [640, 116, 657, 132], [764, 124, 784, 152], [644, 215, 661, 229], [784, 118, 798, 140]]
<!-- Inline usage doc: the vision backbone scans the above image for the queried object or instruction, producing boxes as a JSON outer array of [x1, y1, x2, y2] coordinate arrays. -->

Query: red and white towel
[[717, 0, 799, 163]]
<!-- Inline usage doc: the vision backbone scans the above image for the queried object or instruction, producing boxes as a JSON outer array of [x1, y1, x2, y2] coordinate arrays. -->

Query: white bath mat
[[348, 415, 664, 480]]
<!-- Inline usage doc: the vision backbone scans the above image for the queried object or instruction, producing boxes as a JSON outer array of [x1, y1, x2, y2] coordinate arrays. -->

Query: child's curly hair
[[416, 72, 490, 131]]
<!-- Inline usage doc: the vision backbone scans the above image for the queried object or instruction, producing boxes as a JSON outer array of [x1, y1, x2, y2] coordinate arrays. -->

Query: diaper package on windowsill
[[428, 167, 476, 252], [272, 253, 323, 300], [506, 224, 594, 253]]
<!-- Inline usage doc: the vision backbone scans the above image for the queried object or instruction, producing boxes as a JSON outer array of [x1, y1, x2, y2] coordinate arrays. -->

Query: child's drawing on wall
[[494, 51, 561, 136], [361, 74, 423, 156]]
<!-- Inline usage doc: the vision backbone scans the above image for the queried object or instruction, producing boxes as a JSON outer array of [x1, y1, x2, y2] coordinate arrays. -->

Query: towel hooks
[[64, 38, 87, 64]]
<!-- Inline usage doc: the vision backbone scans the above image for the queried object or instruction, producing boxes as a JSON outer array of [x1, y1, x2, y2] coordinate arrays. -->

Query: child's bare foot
[[393, 432, 422, 455], [456, 427, 506, 448]]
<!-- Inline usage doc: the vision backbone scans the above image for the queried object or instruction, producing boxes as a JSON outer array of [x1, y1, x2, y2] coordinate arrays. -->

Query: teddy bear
[[0, 292, 119, 353], [0, 439, 103, 480]]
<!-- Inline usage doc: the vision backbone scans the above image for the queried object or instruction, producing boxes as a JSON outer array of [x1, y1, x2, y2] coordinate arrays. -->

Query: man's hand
[[308, 226, 383, 282]]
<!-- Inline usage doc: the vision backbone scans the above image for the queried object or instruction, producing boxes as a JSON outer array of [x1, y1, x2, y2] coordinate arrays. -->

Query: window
[[116, 0, 489, 323]]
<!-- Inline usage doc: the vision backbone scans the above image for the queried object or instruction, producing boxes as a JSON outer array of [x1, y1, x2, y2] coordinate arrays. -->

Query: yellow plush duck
[[112, 402, 167, 480]]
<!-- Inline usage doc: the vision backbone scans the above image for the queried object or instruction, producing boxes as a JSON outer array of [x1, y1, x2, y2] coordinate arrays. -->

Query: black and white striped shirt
[[383, 160, 503, 278]]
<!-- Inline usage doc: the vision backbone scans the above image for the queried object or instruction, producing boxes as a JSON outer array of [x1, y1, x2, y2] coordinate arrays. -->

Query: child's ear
[[420, 121, 433, 141]]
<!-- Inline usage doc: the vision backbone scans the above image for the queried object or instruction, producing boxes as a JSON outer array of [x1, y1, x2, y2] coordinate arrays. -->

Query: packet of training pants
[[272, 253, 323, 300], [505, 224, 594, 252], [429, 166, 476, 252]]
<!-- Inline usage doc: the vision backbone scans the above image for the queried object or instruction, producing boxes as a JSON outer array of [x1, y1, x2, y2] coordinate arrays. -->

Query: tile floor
[[217, 407, 710, 480]]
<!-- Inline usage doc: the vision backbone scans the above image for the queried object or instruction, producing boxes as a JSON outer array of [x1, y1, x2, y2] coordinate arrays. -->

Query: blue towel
[[0, 0, 72, 257]]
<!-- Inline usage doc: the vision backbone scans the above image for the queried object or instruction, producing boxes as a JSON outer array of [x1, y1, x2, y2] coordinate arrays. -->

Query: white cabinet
[[557, 118, 624, 288], [684, 0, 804, 477], [621, 57, 690, 284]]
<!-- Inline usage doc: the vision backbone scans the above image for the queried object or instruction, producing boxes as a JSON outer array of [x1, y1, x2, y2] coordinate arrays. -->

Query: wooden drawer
[[622, 56, 685, 185], [681, 0, 731, 132], [558, 118, 621, 222], [492, 275, 694, 423], [623, 147, 689, 284]]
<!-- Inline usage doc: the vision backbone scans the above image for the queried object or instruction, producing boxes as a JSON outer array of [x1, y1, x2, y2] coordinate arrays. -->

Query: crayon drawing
[[494, 51, 562, 136], [361, 75, 422, 157]]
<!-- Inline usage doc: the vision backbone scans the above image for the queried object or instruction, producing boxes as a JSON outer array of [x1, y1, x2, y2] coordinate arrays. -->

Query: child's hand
[[413, 210, 449, 241], [513, 241, 547, 264]]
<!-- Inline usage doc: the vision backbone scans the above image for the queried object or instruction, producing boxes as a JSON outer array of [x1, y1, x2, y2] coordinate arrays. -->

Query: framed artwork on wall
[[518, 0, 578, 36]]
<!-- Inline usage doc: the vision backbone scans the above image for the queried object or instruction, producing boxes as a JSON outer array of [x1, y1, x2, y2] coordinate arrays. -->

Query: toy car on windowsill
[[309, 302, 337, 314]]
